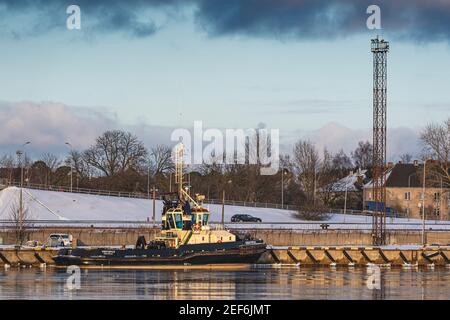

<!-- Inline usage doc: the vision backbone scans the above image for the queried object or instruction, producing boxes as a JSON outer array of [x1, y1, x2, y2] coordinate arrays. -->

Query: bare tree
[[399, 153, 413, 164], [332, 149, 353, 172], [66, 149, 91, 181], [149, 145, 174, 176], [83, 130, 148, 176], [33, 153, 61, 186], [293, 140, 320, 204], [0, 153, 17, 184], [351, 141, 373, 169], [8, 196, 32, 245], [420, 118, 450, 188]]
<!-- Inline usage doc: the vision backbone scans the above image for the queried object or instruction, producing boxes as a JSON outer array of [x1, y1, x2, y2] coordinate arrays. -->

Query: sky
[[0, 0, 449, 160]]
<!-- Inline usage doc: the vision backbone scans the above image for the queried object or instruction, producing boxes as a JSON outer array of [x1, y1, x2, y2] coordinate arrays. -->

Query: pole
[[313, 167, 317, 207], [152, 186, 156, 225], [343, 184, 348, 223], [147, 165, 150, 199], [221, 189, 225, 227], [281, 169, 284, 209], [65, 142, 73, 192], [19, 151, 24, 241], [169, 173, 172, 193], [440, 177, 443, 221], [421, 160, 427, 246], [18, 141, 30, 245]]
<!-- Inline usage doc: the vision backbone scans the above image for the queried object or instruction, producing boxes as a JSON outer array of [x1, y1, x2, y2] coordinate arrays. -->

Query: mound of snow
[[0, 187, 300, 223]]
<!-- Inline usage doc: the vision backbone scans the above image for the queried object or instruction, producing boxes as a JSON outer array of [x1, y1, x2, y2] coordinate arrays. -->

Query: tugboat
[[53, 143, 266, 266]]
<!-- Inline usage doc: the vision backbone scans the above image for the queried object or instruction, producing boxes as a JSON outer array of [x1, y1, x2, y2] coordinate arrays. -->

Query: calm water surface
[[0, 266, 449, 300]]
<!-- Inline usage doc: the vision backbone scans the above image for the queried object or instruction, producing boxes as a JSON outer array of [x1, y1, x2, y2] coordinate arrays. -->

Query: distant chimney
[[413, 160, 419, 167]]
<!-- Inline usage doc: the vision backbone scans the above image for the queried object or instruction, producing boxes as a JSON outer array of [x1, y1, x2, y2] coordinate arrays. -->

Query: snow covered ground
[[0, 187, 449, 230]]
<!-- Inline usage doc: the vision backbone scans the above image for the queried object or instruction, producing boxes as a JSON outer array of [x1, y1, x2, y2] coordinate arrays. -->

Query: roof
[[364, 163, 421, 188], [386, 163, 421, 187], [328, 169, 367, 192]]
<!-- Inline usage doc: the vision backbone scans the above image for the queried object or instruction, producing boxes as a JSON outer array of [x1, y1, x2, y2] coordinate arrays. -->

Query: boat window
[[167, 214, 175, 229], [202, 214, 209, 225], [174, 213, 183, 229]]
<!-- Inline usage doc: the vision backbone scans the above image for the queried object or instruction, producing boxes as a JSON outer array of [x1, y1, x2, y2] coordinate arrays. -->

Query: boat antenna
[[174, 142, 184, 200], [174, 141, 200, 207]]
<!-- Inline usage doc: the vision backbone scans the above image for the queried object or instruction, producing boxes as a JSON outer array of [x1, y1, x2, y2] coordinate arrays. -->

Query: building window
[[434, 192, 441, 201], [404, 192, 411, 201], [434, 208, 440, 217]]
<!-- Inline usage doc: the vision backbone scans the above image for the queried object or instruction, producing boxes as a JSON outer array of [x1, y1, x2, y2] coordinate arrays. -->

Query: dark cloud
[[193, 0, 450, 42], [0, 0, 450, 42]]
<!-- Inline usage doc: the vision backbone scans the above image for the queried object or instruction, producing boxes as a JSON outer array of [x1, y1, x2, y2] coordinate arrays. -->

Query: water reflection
[[0, 266, 448, 300]]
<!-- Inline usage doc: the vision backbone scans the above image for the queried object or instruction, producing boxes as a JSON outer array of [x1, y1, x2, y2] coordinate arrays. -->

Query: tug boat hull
[[53, 240, 266, 266]]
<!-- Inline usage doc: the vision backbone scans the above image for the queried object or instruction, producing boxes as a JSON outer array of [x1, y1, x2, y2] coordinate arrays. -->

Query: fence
[[0, 219, 449, 231]]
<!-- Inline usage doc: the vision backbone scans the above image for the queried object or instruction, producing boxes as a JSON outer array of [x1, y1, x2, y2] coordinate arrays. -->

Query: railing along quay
[[0, 220, 449, 231]]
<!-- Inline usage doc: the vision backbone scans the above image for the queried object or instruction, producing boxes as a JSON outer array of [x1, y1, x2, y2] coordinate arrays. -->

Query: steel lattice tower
[[371, 37, 389, 245]]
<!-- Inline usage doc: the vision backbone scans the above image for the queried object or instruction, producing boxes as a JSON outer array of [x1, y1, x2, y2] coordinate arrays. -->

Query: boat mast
[[174, 142, 200, 207], [174, 143, 184, 200]]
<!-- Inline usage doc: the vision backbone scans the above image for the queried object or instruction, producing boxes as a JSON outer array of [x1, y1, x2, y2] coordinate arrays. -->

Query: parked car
[[231, 214, 262, 223], [47, 233, 73, 247]]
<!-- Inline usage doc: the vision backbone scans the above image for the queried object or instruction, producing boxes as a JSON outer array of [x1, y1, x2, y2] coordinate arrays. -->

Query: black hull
[[53, 241, 266, 266]]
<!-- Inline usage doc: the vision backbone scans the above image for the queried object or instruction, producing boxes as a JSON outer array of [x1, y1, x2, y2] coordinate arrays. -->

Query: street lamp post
[[222, 180, 232, 227], [18, 141, 30, 245], [65, 142, 73, 192], [407, 172, 416, 220], [421, 159, 432, 246], [281, 169, 287, 209], [150, 186, 158, 225], [147, 161, 151, 199], [313, 166, 317, 207], [343, 183, 348, 223]]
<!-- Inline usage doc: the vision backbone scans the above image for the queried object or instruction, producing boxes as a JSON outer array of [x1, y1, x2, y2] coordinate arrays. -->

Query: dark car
[[231, 214, 262, 223]]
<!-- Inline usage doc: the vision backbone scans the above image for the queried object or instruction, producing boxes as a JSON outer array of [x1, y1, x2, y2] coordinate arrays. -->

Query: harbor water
[[0, 265, 449, 300]]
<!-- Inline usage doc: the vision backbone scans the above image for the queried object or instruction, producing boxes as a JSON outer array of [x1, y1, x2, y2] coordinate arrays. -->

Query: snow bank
[[0, 187, 448, 230]]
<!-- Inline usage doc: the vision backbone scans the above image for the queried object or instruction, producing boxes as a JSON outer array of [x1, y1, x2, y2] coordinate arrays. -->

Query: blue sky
[[0, 1, 449, 159]]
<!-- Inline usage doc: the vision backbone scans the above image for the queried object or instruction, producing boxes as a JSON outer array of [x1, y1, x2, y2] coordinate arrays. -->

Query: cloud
[[193, 0, 450, 43], [0, 101, 176, 157], [0, 102, 423, 163], [1, 1, 450, 43], [302, 122, 422, 161], [0, 0, 176, 38]]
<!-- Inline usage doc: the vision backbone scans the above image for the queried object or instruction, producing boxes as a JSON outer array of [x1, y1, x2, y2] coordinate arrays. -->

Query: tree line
[[0, 118, 448, 212]]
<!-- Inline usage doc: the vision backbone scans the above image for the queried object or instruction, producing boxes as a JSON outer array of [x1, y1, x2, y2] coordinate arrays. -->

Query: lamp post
[[222, 180, 232, 227], [65, 142, 73, 192], [147, 161, 151, 199], [421, 159, 432, 246], [18, 141, 31, 245], [313, 166, 317, 207], [343, 183, 348, 223], [407, 172, 416, 220], [150, 186, 158, 225], [281, 168, 287, 209]]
